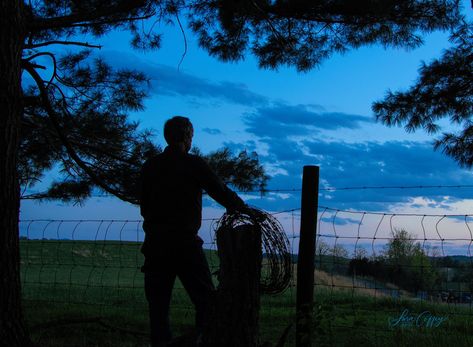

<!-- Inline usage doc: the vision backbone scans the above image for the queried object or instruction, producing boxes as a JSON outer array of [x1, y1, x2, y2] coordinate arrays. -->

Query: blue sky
[[21, 4, 473, 251]]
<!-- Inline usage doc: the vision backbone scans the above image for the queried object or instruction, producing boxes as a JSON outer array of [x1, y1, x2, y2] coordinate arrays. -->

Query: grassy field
[[20, 240, 473, 346]]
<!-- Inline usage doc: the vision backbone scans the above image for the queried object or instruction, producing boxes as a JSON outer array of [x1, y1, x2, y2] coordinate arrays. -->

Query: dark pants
[[143, 237, 215, 346]]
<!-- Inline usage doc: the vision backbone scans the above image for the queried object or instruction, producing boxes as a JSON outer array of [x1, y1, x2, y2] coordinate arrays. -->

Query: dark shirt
[[139, 146, 244, 255]]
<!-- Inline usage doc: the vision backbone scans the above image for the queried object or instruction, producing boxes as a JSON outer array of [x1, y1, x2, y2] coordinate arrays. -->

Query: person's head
[[164, 116, 194, 152]]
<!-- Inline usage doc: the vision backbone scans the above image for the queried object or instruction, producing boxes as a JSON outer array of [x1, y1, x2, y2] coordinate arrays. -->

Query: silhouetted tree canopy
[[21, 50, 267, 203], [374, 20, 473, 167], [20, 0, 464, 204], [189, 0, 460, 71], [21, 52, 268, 203], [21, 2, 275, 204]]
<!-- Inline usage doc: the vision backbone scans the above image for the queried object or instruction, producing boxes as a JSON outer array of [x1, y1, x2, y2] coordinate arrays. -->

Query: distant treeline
[[316, 229, 473, 294]]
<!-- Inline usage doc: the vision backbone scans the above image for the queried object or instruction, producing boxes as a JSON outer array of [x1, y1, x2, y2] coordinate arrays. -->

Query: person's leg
[[177, 241, 216, 335], [144, 265, 176, 346]]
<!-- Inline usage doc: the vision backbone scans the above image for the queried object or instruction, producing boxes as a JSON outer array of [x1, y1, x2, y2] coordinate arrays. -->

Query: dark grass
[[20, 240, 473, 346]]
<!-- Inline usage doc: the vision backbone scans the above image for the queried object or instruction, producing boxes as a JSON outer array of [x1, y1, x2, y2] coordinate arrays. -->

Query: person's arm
[[196, 157, 246, 211]]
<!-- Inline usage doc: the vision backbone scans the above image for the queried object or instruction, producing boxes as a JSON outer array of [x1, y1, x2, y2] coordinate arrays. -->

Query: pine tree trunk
[[0, 1, 30, 346], [206, 224, 262, 347]]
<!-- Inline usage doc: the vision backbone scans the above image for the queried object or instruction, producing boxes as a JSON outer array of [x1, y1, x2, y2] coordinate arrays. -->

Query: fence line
[[314, 205, 473, 345], [19, 213, 300, 317], [20, 207, 473, 298], [20, 203, 473, 345], [21, 183, 473, 200]]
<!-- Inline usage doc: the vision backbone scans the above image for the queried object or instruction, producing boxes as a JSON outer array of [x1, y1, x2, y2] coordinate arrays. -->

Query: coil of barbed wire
[[215, 207, 292, 294]]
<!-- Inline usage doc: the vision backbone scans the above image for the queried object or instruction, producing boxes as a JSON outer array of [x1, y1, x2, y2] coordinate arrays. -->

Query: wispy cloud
[[100, 50, 268, 106], [244, 103, 372, 138], [202, 128, 223, 135]]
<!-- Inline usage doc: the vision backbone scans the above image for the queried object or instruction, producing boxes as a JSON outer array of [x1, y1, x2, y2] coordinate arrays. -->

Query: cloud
[[244, 103, 372, 138], [302, 140, 472, 189], [100, 50, 268, 106], [202, 128, 222, 135], [234, 137, 473, 214], [262, 138, 306, 161], [321, 216, 362, 226], [96, 50, 472, 216]]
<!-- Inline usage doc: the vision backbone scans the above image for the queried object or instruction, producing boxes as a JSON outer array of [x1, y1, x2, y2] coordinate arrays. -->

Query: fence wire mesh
[[19, 214, 299, 345], [314, 206, 473, 346], [19, 201, 473, 346]]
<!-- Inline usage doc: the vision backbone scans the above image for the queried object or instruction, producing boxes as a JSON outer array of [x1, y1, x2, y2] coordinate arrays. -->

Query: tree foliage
[[383, 229, 419, 262], [189, 0, 460, 71], [374, 20, 473, 167], [201, 148, 268, 192], [379, 229, 438, 291], [21, 51, 268, 204], [19, 0, 463, 203], [383, 229, 438, 292], [21, 2, 273, 204], [349, 229, 440, 292]]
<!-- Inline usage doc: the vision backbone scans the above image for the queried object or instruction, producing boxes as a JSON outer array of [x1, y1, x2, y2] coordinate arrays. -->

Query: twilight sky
[[20, 3, 473, 251]]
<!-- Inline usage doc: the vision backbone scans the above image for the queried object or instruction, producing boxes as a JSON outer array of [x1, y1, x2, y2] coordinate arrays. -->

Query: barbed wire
[[319, 184, 473, 191], [215, 207, 292, 294], [263, 184, 473, 193], [319, 205, 473, 217], [21, 183, 473, 200]]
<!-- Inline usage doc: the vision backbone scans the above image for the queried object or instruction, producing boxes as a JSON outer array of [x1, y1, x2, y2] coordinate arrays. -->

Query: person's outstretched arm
[[196, 157, 246, 211]]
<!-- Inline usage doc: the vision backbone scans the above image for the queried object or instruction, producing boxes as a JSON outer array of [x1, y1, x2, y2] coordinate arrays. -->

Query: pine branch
[[25, 41, 102, 49], [22, 61, 138, 204], [28, 0, 149, 32], [263, 1, 457, 26]]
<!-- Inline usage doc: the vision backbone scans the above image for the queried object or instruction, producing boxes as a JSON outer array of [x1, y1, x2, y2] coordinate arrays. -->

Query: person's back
[[141, 143, 244, 254], [140, 147, 206, 239], [139, 116, 245, 347]]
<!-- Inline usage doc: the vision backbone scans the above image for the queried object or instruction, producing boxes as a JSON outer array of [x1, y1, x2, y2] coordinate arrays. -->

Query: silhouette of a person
[[140, 116, 246, 347]]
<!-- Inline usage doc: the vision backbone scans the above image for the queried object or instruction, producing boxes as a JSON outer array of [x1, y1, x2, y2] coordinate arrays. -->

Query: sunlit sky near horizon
[[21, 3, 473, 251]]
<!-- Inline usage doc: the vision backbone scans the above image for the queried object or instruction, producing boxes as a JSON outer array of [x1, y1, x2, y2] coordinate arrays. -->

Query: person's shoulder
[[186, 153, 207, 166], [185, 152, 199, 159], [186, 153, 211, 174], [142, 153, 165, 169]]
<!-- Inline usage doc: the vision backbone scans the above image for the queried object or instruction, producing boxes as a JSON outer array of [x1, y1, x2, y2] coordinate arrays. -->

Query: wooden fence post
[[296, 165, 319, 347], [206, 224, 262, 347]]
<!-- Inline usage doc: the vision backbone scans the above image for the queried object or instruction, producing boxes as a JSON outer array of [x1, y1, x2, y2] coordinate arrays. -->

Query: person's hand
[[238, 205, 266, 223], [226, 204, 251, 216], [237, 204, 253, 214]]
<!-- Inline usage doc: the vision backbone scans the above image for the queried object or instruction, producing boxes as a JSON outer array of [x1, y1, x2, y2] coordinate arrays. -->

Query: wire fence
[[19, 213, 301, 344], [313, 206, 473, 346], [20, 201, 473, 346]]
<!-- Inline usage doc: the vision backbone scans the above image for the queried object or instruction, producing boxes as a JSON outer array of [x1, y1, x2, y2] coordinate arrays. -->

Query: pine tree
[[374, 20, 473, 167]]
